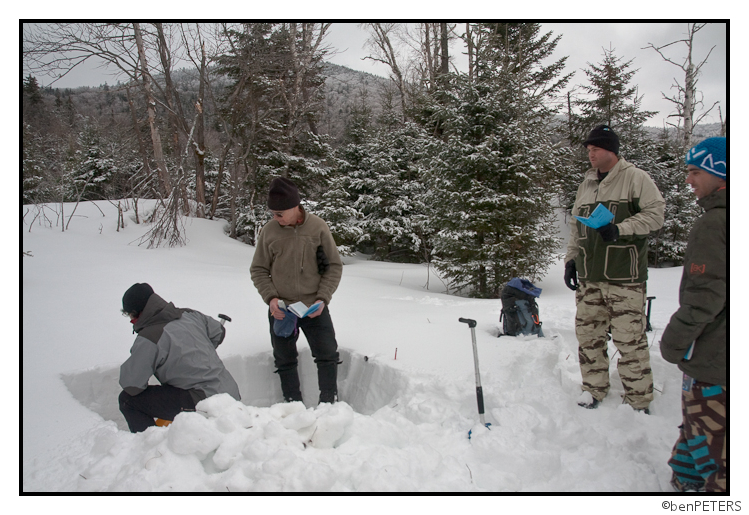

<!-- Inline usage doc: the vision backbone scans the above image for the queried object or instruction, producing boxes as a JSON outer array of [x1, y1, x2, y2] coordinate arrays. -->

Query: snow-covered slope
[[22, 200, 696, 493]]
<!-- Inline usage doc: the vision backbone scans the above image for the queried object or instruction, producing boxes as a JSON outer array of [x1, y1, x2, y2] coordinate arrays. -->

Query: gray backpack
[[499, 278, 544, 337]]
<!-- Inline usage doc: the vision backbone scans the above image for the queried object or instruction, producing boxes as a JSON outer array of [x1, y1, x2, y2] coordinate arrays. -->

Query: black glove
[[316, 245, 330, 275], [564, 260, 579, 291], [596, 223, 619, 242]]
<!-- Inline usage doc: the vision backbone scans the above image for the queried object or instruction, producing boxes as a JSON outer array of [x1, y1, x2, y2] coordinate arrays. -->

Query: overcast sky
[[325, 22, 727, 128], [26, 22, 727, 128]]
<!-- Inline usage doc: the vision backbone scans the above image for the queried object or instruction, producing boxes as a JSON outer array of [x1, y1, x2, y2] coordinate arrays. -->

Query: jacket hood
[[132, 294, 185, 342], [698, 186, 726, 211]]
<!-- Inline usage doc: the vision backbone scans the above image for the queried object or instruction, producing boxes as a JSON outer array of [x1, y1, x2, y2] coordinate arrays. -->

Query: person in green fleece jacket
[[565, 125, 665, 413], [250, 177, 343, 405], [661, 137, 726, 493]]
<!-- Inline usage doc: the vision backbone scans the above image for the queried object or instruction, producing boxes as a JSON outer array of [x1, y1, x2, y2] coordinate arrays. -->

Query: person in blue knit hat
[[661, 136, 726, 492], [683, 136, 727, 196]]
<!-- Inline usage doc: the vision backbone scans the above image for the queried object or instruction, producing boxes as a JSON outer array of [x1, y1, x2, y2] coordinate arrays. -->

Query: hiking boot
[[317, 361, 338, 404], [577, 391, 601, 409], [319, 390, 337, 404], [671, 476, 706, 492]]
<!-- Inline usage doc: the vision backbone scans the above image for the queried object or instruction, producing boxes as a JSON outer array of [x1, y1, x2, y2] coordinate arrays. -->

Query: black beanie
[[122, 283, 154, 315], [583, 125, 619, 155], [267, 177, 301, 211]]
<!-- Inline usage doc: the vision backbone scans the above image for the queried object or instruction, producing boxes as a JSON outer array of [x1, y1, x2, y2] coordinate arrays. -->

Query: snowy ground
[[21, 200, 735, 502]]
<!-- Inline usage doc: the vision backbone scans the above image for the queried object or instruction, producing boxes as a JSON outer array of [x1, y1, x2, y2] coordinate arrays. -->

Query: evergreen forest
[[22, 23, 726, 298]]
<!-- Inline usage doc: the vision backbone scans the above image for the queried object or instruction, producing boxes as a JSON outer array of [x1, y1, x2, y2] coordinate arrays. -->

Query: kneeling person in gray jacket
[[119, 283, 241, 432]]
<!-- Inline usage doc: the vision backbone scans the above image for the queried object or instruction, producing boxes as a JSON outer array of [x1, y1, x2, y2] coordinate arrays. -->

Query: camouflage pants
[[575, 281, 653, 409], [669, 380, 727, 492]]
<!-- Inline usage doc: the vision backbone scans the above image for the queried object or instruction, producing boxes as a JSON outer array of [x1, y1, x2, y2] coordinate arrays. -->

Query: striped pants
[[668, 378, 727, 492]]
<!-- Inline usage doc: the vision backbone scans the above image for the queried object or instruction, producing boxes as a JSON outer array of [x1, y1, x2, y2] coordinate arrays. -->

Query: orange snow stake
[[155, 418, 172, 427]]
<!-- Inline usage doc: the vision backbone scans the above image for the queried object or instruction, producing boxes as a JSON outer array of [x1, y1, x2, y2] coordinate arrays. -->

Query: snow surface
[[21, 200, 734, 500]]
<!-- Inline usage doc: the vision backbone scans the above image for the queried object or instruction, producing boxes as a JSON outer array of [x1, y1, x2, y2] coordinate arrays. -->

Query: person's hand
[[564, 260, 579, 291], [596, 223, 619, 242], [270, 298, 286, 320], [307, 301, 325, 318]]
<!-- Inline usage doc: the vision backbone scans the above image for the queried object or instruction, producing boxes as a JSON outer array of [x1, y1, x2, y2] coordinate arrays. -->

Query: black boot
[[317, 361, 338, 404], [277, 368, 302, 403]]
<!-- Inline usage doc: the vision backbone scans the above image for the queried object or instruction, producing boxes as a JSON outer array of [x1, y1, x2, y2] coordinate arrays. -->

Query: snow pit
[[61, 347, 407, 432]]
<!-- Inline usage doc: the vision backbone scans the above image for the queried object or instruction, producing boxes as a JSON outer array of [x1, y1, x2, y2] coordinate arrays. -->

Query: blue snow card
[[575, 204, 614, 229]]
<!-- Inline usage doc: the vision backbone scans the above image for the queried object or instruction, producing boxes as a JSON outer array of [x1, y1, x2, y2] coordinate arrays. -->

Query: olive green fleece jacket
[[660, 187, 726, 386], [565, 158, 665, 283], [250, 212, 343, 308]]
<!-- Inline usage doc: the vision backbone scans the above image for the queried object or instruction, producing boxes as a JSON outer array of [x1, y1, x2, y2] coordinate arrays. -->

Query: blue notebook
[[575, 204, 614, 229], [288, 301, 323, 318]]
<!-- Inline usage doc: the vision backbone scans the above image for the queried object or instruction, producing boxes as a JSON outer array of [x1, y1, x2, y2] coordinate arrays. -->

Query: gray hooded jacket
[[119, 294, 240, 403]]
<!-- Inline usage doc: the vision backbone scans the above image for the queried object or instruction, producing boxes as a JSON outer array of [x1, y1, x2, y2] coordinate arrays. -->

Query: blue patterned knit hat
[[685, 137, 726, 179]]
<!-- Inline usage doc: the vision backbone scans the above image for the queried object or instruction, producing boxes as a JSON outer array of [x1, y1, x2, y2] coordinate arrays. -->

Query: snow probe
[[459, 318, 491, 437]]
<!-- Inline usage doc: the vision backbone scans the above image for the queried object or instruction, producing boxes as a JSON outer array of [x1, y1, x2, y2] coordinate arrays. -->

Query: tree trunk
[[194, 42, 208, 218], [466, 23, 474, 82], [125, 83, 153, 190], [133, 23, 171, 197], [209, 143, 233, 219], [440, 23, 449, 75]]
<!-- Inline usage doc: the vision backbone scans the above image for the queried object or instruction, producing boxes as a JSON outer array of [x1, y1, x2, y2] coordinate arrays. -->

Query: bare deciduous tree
[[362, 23, 408, 120], [133, 23, 172, 197], [281, 23, 331, 159], [644, 23, 720, 148]]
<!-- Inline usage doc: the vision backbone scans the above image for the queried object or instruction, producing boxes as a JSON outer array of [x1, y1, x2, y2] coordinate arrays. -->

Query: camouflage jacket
[[661, 187, 726, 386], [565, 158, 665, 283]]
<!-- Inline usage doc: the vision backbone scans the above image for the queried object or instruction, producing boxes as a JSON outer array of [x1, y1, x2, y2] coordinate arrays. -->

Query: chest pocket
[[300, 237, 321, 274]]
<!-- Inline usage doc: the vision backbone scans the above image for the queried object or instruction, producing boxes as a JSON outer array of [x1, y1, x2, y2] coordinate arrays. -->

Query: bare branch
[[23, 23, 143, 86]]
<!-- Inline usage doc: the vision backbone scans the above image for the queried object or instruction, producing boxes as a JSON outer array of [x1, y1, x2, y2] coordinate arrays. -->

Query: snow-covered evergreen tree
[[22, 123, 47, 205], [647, 130, 701, 265], [216, 23, 332, 244], [564, 45, 696, 266], [419, 23, 571, 298], [319, 97, 431, 261], [561, 46, 658, 210], [69, 120, 116, 200]]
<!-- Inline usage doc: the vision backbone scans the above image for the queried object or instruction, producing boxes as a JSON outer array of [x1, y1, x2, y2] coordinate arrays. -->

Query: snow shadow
[[61, 348, 407, 431]]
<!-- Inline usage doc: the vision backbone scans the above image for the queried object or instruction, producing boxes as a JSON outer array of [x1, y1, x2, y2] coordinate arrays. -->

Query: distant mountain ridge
[[40, 61, 723, 147], [319, 62, 389, 143]]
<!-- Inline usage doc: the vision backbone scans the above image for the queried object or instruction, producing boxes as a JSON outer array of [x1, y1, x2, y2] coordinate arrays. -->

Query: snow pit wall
[[61, 348, 407, 431]]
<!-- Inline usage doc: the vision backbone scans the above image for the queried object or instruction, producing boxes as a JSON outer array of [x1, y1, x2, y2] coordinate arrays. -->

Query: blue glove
[[273, 310, 298, 338]]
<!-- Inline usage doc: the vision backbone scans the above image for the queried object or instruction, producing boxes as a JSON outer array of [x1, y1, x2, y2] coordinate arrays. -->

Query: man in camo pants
[[565, 125, 665, 412], [661, 137, 726, 492]]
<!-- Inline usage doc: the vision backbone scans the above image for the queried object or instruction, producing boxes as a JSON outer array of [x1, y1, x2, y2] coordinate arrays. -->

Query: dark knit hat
[[583, 125, 619, 155], [267, 177, 301, 211], [122, 283, 154, 315], [685, 137, 726, 179]]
